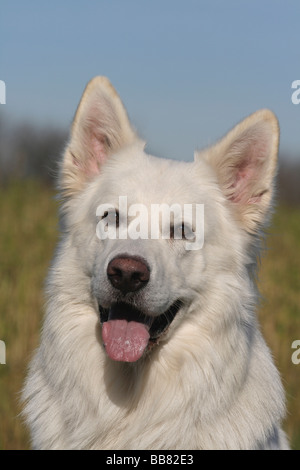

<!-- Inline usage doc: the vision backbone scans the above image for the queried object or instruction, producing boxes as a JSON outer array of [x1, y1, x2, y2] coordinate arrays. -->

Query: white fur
[[22, 77, 289, 450]]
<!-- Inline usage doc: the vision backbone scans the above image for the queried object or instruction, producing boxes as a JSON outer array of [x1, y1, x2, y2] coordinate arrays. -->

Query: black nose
[[107, 256, 150, 294]]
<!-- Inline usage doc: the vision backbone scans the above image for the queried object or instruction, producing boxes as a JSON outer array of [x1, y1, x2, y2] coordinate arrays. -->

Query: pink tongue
[[102, 320, 150, 362]]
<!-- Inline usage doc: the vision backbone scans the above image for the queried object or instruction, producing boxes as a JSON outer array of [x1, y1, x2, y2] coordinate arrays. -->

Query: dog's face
[[59, 77, 279, 362]]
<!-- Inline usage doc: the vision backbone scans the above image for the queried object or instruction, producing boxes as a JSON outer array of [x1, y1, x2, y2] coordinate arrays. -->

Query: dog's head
[[58, 77, 279, 363]]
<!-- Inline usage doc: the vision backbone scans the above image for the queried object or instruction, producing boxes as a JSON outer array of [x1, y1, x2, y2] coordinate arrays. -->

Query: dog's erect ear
[[60, 76, 137, 196], [195, 109, 279, 233]]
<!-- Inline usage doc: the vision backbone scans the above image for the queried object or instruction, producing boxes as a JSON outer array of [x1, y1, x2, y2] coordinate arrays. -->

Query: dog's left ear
[[195, 109, 279, 233], [60, 76, 137, 197]]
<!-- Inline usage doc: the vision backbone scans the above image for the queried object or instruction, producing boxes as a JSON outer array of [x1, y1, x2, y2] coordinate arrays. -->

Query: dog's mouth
[[99, 300, 182, 363]]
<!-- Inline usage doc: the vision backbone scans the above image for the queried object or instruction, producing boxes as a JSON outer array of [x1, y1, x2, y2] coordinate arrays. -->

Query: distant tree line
[[0, 119, 299, 205], [0, 118, 68, 183], [277, 159, 300, 205]]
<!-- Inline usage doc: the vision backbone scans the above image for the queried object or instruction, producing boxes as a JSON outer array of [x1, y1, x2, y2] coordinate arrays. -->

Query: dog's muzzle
[[98, 255, 182, 362]]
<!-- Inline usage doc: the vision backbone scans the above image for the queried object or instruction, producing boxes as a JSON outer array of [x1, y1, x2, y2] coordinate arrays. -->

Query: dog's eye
[[171, 223, 183, 239], [170, 223, 195, 240], [101, 210, 119, 227], [170, 222, 195, 240]]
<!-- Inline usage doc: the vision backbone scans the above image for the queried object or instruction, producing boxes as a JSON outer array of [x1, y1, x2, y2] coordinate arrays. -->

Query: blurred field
[[0, 180, 299, 450]]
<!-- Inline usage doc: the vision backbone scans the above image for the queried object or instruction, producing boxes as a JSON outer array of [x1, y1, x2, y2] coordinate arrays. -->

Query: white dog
[[23, 77, 288, 449]]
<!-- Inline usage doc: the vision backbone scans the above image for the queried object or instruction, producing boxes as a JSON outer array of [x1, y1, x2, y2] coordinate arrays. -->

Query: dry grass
[[0, 180, 58, 449], [258, 206, 300, 449], [0, 180, 299, 449]]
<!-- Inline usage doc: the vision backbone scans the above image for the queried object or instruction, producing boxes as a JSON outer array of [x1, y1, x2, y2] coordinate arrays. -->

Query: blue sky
[[1, 0, 300, 160]]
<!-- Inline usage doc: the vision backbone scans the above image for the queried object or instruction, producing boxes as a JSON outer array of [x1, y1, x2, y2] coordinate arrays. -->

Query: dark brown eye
[[173, 223, 184, 239], [101, 210, 119, 227], [171, 223, 195, 240], [169, 223, 184, 240]]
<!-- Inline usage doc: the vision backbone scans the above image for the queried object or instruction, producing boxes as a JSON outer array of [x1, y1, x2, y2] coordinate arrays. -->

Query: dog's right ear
[[60, 76, 137, 197], [195, 109, 279, 234]]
